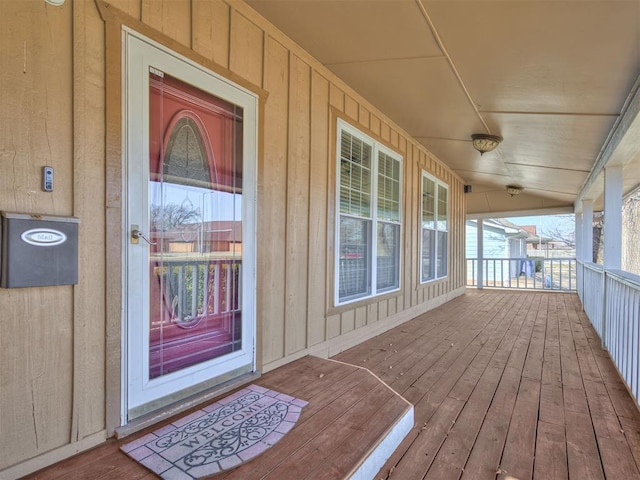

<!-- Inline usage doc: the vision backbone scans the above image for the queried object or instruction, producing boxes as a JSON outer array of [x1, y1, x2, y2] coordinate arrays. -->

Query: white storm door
[[124, 31, 257, 418]]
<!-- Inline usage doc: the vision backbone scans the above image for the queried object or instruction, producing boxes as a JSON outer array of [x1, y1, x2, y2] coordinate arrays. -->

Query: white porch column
[[575, 211, 583, 260], [477, 218, 484, 289], [575, 209, 583, 300], [582, 199, 594, 263], [604, 165, 623, 270]]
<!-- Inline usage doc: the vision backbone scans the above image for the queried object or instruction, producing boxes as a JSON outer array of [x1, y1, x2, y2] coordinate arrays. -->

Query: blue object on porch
[[520, 260, 534, 277]]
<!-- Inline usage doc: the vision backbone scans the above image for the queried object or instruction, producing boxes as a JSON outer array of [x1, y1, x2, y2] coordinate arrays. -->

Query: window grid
[[339, 131, 372, 218], [377, 152, 401, 223], [421, 172, 448, 283], [336, 121, 402, 305]]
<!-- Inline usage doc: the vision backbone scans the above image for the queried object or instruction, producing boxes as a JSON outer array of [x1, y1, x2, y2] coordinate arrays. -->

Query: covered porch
[[27, 289, 640, 479], [4, 0, 640, 478]]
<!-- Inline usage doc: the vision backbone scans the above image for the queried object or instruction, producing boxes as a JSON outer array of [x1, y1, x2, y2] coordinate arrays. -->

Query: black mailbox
[[1, 212, 80, 288]]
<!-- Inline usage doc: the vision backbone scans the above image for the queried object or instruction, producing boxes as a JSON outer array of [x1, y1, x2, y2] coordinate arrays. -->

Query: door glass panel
[[148, 71, 243, 379]]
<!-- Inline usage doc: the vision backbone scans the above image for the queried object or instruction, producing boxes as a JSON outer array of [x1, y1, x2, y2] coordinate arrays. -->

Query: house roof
[[467, 218, 531, 239]]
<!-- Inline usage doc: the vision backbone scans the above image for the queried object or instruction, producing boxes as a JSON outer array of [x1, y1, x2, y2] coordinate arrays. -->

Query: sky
[[505, 214, 575, 237]]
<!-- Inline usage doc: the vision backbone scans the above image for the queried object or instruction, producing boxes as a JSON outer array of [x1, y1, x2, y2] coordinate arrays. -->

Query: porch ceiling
[[247, 0, 640, 215]]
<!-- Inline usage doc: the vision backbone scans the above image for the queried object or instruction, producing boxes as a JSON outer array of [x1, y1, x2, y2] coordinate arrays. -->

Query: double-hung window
[[336, 120, 402, 305], [421, 172, 448, 282]]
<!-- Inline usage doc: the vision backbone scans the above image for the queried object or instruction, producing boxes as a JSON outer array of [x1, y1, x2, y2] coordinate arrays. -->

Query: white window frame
[[335, 119, 403, 306], [421, 172, 449, 283]]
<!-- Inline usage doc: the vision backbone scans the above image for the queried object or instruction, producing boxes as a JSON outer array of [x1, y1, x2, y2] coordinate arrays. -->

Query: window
[[421, 173, 448, 282], [336, 120, 402, 305]]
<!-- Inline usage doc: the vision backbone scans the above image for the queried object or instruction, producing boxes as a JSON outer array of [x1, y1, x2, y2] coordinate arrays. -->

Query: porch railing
[[579, 259, 640, 403], [466, 257, 576, 291], [151, 256, 242, 324], [579, 262, 604, 336]]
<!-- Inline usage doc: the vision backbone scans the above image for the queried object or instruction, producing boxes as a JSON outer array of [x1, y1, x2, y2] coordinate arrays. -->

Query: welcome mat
[[120, 384, 308, 479]]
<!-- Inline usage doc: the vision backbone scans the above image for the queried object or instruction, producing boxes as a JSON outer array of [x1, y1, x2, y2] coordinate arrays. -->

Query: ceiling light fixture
[[471, 133, 503, 155], [506, 185, 523, 197]]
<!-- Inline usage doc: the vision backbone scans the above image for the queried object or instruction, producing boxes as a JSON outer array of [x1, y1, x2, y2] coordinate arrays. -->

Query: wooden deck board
[[496, 376, 541, 480], [565, 410, 605, 480], [533, 421, 568, 480], [257, 384, 395, 480], [25, 290, 640, 480], [459, 366, 521, 480]]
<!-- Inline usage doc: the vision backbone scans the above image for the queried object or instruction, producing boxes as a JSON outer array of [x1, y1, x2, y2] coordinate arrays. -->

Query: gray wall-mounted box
[[1, 212, 80, 288]]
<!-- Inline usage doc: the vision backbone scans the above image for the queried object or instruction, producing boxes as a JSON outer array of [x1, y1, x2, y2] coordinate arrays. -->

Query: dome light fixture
[[506, 185, 523, 197], [471, 133, 503, 155]]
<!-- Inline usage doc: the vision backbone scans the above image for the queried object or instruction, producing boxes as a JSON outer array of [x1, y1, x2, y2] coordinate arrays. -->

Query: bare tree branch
[[540, 214, 575, 247], [151, 203, 201, 232]]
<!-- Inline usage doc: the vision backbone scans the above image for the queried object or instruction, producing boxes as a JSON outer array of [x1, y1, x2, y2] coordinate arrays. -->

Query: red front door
[[147, 71, 244, 379], [126, 34, 256, 417]]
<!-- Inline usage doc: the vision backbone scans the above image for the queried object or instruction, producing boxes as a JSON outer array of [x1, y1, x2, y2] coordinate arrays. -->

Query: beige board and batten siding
[[0, 0, 465, 476], [0, 0, 108, 475]]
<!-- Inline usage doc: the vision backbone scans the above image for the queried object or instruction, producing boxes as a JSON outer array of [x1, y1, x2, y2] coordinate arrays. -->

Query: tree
[[540, 214, 576, 248], [589, 192, 640, 271], [622, 191, 640, 275], [151, 202, 201, 232]]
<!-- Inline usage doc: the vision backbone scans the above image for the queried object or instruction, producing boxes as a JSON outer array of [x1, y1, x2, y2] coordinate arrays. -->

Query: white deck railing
[[578, 260, 640, 404], [466, 257, 576, 291], [580, 262, 604, 336]]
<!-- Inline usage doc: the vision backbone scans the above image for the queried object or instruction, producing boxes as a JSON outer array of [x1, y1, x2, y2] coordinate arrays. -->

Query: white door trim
[[121, 27, 257, 423]]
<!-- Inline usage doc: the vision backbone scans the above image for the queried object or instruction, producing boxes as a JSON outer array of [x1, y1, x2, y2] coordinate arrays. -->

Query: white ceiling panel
[[247, 0, 640, 215], [466, 189, 574, 215], [329, 57, 486, 139], [482, 112, 618, 170], [247, 0, 442, 65], [505, 164, 589, 194], [425, 1, 640, 114]]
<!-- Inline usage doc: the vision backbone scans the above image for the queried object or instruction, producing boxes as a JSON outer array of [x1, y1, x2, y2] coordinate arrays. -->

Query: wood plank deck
[[24, 357, 410, 480], [24, 290, 640, 479], [334, 290, 640, 479]]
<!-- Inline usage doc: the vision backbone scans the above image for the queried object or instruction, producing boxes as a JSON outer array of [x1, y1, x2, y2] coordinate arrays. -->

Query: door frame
[[120, 27, 259, 423]]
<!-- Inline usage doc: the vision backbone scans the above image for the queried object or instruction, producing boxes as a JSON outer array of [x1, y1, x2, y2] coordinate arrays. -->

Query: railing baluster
[[225, 263, 234, 313], [630, 290, 640, 402], [492, 259, 496, 287], [214, 262, 221, 314], [559, 259, 563, 290], [462, 256, 584, 293], [191, 264, 198, 318], [202, 264, 209, 316], [472, 260, 475, 287], [177, 264, 184, 321]]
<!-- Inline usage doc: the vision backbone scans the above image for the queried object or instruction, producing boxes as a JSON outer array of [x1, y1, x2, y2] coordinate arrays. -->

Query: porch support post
[[601, 165, 623, 350], [582, 199, 594, 263], [575, 211, 582, 261], [604, 165, 623, 270], [477, 218, 484, 289], [575, 210, 583, 300]]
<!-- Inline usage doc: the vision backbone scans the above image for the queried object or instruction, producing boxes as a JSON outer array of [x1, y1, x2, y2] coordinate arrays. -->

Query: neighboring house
[[466, 219, 530, 286], [524, 225, 575, 258]]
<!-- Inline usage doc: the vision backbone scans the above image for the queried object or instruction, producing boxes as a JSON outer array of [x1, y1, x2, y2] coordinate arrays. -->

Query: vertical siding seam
[[324, 79, 333, 343], [259, 26, 265, 89], [305, 67, 314, 348], [283, 49, 291, 357], [262, 34, 268, 94], [71, 0, 81, 444], [226, 5, 233, 74], [189, 0, 193, 50]]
